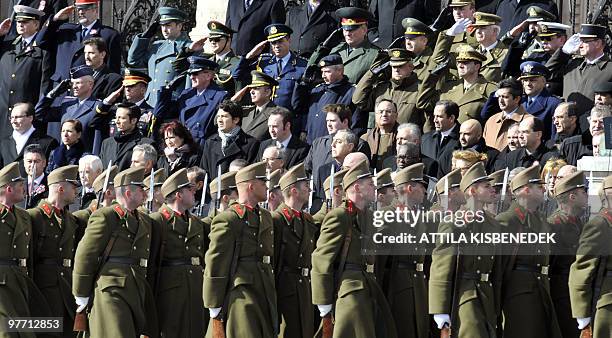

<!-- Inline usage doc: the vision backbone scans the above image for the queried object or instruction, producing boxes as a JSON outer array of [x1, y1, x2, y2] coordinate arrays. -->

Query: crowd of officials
[[0, 0, 611, 337]]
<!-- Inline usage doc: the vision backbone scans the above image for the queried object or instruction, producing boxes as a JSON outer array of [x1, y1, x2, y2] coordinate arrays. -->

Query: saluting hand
[[508, 20, 529, 38], [189, 37, 208, 52], [0, 18, 11, 36], [246, 40, 269, 60], [104, 86, 124, 105], [53, 6, 75, 22], [230, 86, 250, 102]]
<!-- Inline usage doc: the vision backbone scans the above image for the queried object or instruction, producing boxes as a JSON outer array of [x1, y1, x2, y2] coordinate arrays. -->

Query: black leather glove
[[518, 30, 536, 48], [142, 20, 160, 39], [431, 7, 453, 32], [370, 50, 390, 74], [431, 58, 450, 76], [166, 74, 187, 90], [322, 28, 343, 49], [171, 48, 192, 73], [48, 79, 71, 99]]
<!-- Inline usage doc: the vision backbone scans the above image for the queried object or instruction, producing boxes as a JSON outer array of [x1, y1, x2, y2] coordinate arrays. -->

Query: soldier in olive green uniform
[[203, 162, 277, 338], [377, 164, 428, 338], [29, 165, 80, 338], [311, 160, 397, 338], [547, 171, 588, 338], [402, 19, 437, 81], [430, 162, 505, 337], [201, 171, 238, 232], [485, 168, 511, 214], [206, 21, 242, 96], [569, 175, 612, 338], [312, 168, 347, 227], [143, 168, 167, 213], [0, 163, 47, 338], [432, 169, 466, 213], [149, 168, 207, 338], [73, 165, 119, 240], [266, 169, 283, 213], [308, 7, 380, 84], [273, 163, 318, 338], [465, 13, 509, 83], [375, 168, 395, 210], [72, 167, 157, 338], [496, 166, 562, 338]]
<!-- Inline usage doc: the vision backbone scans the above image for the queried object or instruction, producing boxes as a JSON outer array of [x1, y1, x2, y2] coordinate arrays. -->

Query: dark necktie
[[276, 58, 283, 75], [81, 27, 87, 39]]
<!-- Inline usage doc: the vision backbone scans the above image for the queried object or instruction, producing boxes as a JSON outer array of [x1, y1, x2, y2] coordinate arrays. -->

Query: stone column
[[190, 0, 229, 42]]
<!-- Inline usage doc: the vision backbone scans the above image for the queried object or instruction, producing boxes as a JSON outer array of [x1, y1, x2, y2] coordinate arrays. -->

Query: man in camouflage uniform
[[203, 161, 277, 338], [72, 167, 157, 337], [29, 165, 80, 337], [149, 168, 207, 337], [273, 163, 318, 338]]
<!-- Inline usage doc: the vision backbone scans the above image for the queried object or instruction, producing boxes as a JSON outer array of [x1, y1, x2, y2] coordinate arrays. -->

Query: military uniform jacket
[[149, 205, 207, 338], [429, 211, 505, 337], [127, 33, 192, 107], [309, 40, 380, 84], [569, 208, 612, 336], [209, 51, 241, 96], [241, 102, 276, 141], [91, 65, 122, 101], [361, 124, 398, 171], [479, 41, 510, 83], [203, 203, 277, 337], [433, 32, 480, 80], [0, 36, 52, 140], [272, 203, 318, 338], [437, 76, 497, 123], [72, 204, 156, 337]]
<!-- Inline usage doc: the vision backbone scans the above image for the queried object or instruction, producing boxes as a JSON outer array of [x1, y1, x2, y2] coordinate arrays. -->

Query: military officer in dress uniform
[[430, 162, 506, 337], [28, 165, 80, 338], [496, 165, 562, 337], [240, 71, 279, 141], [72, 167, 157, 338], [204, 161, 277, 338], [465, 13, 509, 83], [202, 170, 238, 230], [569, 175, 612, 338], [149, 168, 207, 338], [273, 163, 318, 338], [312, 168, 347, 226], [206, 21, 241, 96], [311, 159, 397, 337], [547, 171, 588, 338], [402, 18, 437, 81], [127, 7, 192, 107], [143, 168, 167, 213], [308, 7, 380, 84]]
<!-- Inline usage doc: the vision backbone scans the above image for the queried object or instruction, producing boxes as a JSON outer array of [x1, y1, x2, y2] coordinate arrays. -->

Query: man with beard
[[83, 37, 121, 100]]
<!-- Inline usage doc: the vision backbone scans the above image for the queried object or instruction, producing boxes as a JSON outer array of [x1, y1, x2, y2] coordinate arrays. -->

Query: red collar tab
[[232, 204, 245, 218], [282, 207, 293, 221], [113, 205, 126, 218], [346, 200, 359, 214], [601, 209, 612, 223], [161, 208, 172, 220], [41, 203, 53, 218], [514, 206, 526, 223]]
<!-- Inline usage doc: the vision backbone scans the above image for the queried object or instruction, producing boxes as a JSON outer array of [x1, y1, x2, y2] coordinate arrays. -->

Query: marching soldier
[[149, 168, 207, 338], [496, 165, 562, 337], [206, 21, 241, 96], [203, 161, 277, 337], [375, 168, 395, 210], [486, 168, 511, 214], [569, 175, 612, 338], [72, 167, 157, 337], [273, 163, 318, 338], [143, 168, 167, 212], [548, 171, 588, 338], [202, 170, 238, 229], [28, 165, 80, 338], [312, 168, 347, 226], [430, 168, 466, 213], [266, 169, 283, 213], [311, 159, 397, 337], [430, 162, 505, 337]]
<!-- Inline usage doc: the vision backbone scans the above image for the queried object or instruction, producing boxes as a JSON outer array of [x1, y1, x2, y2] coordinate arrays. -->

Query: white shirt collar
[[81, 20, 97, 33], [440, 127, 453, 138], [135, 98, 146, 107], [277, 52, 292, 69], [276, 134, 292, 148], [21, 34, 36, 45], [586, 53, 605, 65], [29, 173, 44, 186], [483, 41, 498, 51], [216, 50, 231, 62], [12, 126, 35, 155], [503, 106, 520, 118]]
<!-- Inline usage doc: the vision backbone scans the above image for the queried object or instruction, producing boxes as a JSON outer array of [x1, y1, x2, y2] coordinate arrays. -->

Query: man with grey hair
[[560, 105, 612, 165], [396, 122, 422, 145], [261, 146, 286, 175], [78, 154, 103, 209], [130, 143, 157, 176], [383, 123, 438, 177]]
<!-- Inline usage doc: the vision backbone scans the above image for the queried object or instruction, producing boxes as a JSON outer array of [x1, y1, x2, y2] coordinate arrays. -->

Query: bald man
[[343, 152, 370, 169], [438, 119, 500, 176], [498, 117, 558, 170]]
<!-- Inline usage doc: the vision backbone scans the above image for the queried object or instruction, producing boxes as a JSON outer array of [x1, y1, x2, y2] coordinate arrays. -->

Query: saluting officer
[[430, 162, 505, 337], [240, 71, 279, 142], [273, 163, 318, 338], [547, 171, 588, 338], [569, 175, 612, 338], [496, 165, 562, 337], [149, 168, 207, 338], [312, 168, 347, 227], [28, 165, 80, 338], [203, 161, 277, 337], [311, 159, 397, 337], [72, 167, 157, 338], [206, 21, 241, 96]]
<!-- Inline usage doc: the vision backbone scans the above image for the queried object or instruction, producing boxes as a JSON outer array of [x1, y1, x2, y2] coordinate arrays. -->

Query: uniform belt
[[239, 256, 271, 264], [161, 257, 201, 267], [396, 262, 424, 272], [107, 257, 148, 267], [514, 264, 549, 275], [344, 263, 375, 273], [0, 258, 26, 267], [38, 258, 72, 268], [461, 272, 490, 282], [281, 266, 310, 277]]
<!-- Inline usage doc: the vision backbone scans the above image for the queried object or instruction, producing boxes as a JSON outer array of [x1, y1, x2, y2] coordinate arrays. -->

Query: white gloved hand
[[209, 307, 222, 318], [433, 314, 451, 329], [75, 296, 89, 312], [562, 33, 581, 55], [318, 304, 332, 317], [577, 317, 591, 329], [446, 18, 472, 36]]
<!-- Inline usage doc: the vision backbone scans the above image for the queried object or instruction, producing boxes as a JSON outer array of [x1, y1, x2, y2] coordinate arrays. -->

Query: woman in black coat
[[47, 119, 87, 173], [157, 121, 201, 175]]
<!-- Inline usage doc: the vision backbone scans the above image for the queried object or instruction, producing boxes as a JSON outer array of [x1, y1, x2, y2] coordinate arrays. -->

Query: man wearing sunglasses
[[205, 20, 241, 97]]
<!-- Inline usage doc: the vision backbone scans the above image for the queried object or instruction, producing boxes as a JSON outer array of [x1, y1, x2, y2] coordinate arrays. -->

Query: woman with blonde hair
[[451, 149, 488, 175]]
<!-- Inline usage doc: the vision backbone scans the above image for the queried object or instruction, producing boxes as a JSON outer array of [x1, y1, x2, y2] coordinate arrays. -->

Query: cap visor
[[390, 60, 409, 67], [267, 34, 287, 42], [341, 25, 359, 31]]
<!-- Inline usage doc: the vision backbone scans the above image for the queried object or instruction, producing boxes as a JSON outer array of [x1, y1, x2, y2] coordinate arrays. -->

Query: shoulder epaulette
[[232, 204, 246, 218], [601, 209, 612, 224], [40, 203, 53, 218], [514, 207, 526, 224], [161, 208, 172, 220], [113, 205, 126, 218]]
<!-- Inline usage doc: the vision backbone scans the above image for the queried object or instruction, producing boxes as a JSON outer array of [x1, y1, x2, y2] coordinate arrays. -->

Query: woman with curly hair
[[451, 149, 488, 175], [157, 121, 201, 175]]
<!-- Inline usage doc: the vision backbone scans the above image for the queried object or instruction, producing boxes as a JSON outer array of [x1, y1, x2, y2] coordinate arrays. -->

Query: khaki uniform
[[439, 76, 497, 123], [272, 203, 318, 338], [569, 208, 612, 338], [361, 125, 397, 171], [29, 200, 78, 337], [435, 31, 479, 80], [309, 40, 380, 84], [203, 203, 277, 338], [312, 203, 328, 227], [479, 42, 509, 83], [412, 46, 437, 80], [149, 204, 208, 338], [311, 200, 397, 338], [483, 107, 534, 151], [72, 205, 157, 338], [496, 202, 562, 338]]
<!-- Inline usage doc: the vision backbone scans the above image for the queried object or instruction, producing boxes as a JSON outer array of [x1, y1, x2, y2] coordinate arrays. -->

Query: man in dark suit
[[368, 0, 433, 47], [498, 117, 557, 170], [22, 144, 49, 208], [83, 37, 121, 100], [421, 100, 460, 160], [199, 100, 260, 180], [36, 0, 121, 84], [225, 0, 286, 56], [35, 65, 104, 154], [0, 5, 53, 141], [256, 107, 309, 169], [239, 71, 278, 141], [559, 105, 610, 166], [285, 0, 338, 58], [0, 102, 58, 170]]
